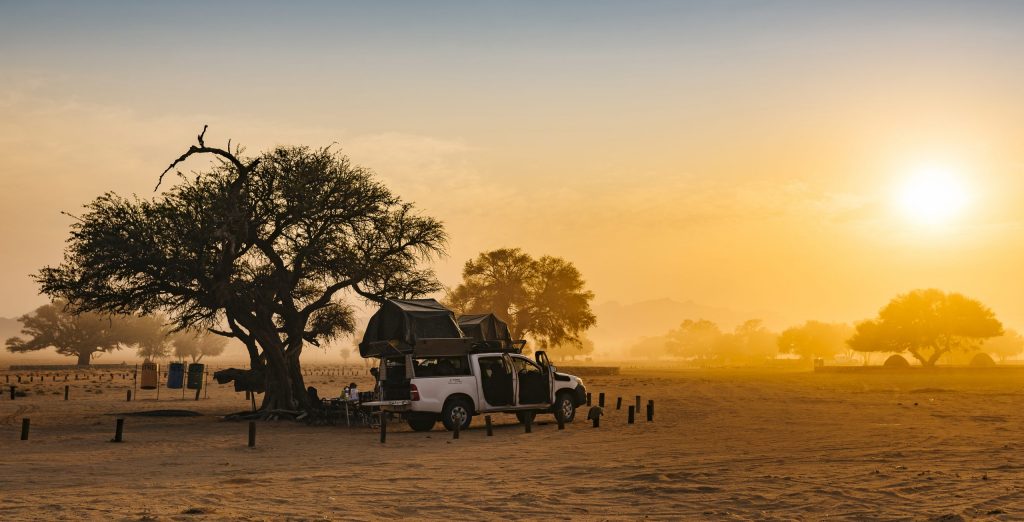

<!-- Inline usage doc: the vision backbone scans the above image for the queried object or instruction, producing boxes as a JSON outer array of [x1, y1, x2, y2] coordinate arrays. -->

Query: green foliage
[[778, 320, 854, 361], [5, 300, 139, 365], [848, 289, 1003, 366], [447, 248, 596, 350]]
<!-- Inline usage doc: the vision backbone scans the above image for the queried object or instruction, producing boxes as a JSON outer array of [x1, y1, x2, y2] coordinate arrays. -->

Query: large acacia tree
[[38, 128, 446, 412], [848, 289, 1002, 366], [446, 248, 596, 350]]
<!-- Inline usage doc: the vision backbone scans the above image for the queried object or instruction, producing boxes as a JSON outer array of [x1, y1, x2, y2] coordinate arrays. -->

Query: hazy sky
[[3, 1, 1024, 331]]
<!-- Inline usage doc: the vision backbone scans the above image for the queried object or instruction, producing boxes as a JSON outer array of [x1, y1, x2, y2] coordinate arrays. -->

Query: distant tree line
[[630, 289, 1023, 366], [6, 300, 229, 365]]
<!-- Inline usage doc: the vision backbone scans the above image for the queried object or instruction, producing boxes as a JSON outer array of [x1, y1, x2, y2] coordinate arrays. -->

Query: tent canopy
[[457, 313, 512, 344], [359, 299, 464, 357]]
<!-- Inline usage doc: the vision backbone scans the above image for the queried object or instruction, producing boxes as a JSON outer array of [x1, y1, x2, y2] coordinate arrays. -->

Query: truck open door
[[535, 350, 557, 403]]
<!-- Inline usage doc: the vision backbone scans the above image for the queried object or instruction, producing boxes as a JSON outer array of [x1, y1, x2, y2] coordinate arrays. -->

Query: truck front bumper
[[573, 384, 587, 407]]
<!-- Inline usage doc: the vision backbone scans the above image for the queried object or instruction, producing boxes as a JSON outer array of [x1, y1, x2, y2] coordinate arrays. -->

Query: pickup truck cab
[[377, 350, 587, 432]]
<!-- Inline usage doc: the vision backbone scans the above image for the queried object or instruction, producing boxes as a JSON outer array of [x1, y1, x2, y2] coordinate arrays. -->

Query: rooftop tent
[[458, 313, 512, 344], [359, 299, 465, 358]]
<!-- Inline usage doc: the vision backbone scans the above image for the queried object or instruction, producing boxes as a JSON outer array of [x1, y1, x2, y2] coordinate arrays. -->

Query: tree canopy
[[778, 321, 854, 361], [5, 300, 139, 365], [36, 129, 446, 411], [171, 330, 229, 363], [847, 289, 1003, 366], [447, 248, 596, 350]]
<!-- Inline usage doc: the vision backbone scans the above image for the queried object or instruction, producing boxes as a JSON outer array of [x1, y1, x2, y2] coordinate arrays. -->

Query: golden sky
[[3, 2, 1024, 332]]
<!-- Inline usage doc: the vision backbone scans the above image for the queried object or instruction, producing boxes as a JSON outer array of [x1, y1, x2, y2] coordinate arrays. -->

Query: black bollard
[[485, 415, 493, 436], [9, 385, 15, 400], [586, 392, 592, 407], [647, 399, 654, 422], [248, 421, 256, 447], [112, 418, 124, 443], [525, 415, 532, 434], [599, 392, 605, 408], [20, 418, 31, 440], [127, 390, 132, 402], [380, 414, 387, 444], [64, 385, 69, 401], [592, 412, 600, 428], [628, 405, 635, 424], [616, 397, 622, 410], [453, 421, 460, 440], [635, 395, 641, 413], [557, 408, 565, 430]]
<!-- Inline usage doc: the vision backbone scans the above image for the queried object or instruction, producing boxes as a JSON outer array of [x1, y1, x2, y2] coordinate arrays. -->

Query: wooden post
[[64, 385, 69, 401], [127, 390, 132, 402], [204, 371, 209, 399], [21, 418, 30, 440], [525, 415, 532, 434], [628, 405, 635, 424], [248, 421, 256, 447], [647, 399, 654, 422], [453, 421, 460, 440], [485, 415, 493, 436], [379, 413, 387, 444], [592, 412, 600, 428], [112, 418, 124, 442], [586, 392, 592, 407], [9, 385, 15, 400], [556, 408, 565, 430], [598, 392, 605, 408], [616, 397, 622, 410], [635, 395, 641, 413]]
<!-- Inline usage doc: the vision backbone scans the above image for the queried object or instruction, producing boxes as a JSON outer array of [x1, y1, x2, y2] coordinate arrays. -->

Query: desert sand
[[2, 367, 1022, 521]]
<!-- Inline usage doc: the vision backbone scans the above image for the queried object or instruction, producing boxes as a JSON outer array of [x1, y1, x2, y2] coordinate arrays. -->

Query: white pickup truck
[[375, 350, 588, 432]]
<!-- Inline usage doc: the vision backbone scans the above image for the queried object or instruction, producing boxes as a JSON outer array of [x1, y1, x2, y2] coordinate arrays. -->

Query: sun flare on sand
[[895, 164, 971, 226]]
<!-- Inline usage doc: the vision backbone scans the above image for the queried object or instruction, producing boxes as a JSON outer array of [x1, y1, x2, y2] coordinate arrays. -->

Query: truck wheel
[[407, 414, 436, 432], [554, 391, 576, 423], [516, 410, 536, 425], [441, 398, 473, 431]]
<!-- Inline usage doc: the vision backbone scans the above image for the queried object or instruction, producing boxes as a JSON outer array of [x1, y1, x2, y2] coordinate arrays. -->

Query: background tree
[[716, 319, 777, 365], [980, 329, 1024, 363], [548, 336, 596, 361], [171, 330, 228, 363], [129, 314, 173, 360], [447, 248, 596, 350], [848, 289, 1002, 366], [5, 300, 138, 365], [778, 321, 854, 362], [36, 129, 446, 413]]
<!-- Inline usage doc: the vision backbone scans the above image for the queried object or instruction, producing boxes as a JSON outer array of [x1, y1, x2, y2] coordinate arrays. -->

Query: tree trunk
[[76, 350, 93, 366]]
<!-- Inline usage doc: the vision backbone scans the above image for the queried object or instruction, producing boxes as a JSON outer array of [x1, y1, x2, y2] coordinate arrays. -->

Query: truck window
[[413, 356, 471, 377], [511, 356, 543, 376]]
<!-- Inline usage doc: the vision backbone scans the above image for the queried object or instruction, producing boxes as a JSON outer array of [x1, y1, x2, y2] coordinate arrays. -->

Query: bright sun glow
[[896, 165, 970, 225]]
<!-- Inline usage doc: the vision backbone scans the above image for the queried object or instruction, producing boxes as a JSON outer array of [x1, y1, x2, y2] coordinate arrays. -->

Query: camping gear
[[167, 362, 185, 389], [140, 362, 158, 390], [458, 314, 511, 344], [359, 299, 467, 357], [186, 363, 204, 389]]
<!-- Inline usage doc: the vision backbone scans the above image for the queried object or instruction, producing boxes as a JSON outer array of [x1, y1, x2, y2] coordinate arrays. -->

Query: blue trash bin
[[167, 362, 185, 389]]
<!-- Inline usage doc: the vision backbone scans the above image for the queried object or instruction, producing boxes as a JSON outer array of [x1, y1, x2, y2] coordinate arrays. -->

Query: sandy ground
[[2, 367, 1023, 521]]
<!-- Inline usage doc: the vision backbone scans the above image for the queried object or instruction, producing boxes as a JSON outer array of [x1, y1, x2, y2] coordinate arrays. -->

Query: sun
[[895, 164, 970, 225]]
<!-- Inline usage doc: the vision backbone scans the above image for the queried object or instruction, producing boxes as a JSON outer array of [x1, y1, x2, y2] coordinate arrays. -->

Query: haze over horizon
[[4, 1, 1024, 336]]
